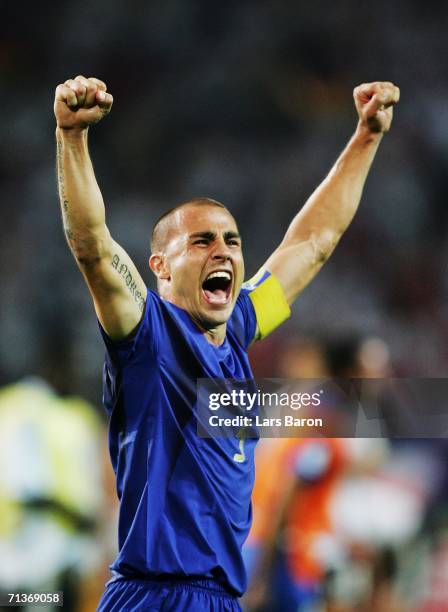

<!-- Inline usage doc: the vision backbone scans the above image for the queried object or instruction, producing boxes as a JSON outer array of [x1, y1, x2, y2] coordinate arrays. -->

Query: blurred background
[[1, 0, 448, 610]]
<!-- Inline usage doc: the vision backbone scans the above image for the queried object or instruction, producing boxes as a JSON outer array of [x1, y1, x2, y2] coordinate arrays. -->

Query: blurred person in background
[[243, 338, 350, 612], [325, 334, 409, 612], [244, 436, 348, 612], [0, 378, 105, 611], [54, 73, 399, 611]]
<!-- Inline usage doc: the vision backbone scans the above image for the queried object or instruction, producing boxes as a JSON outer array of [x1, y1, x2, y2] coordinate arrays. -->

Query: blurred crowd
[[2, 1, 448, 610]]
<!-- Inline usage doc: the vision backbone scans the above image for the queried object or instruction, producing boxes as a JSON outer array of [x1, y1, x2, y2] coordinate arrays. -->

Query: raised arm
[[54, 76, 147, 340], [263, 81, 400, 305]]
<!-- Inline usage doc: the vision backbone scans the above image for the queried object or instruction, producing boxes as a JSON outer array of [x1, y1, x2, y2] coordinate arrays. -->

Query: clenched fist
[[354, 81, 400, 133], [54, 75, 113, 130]]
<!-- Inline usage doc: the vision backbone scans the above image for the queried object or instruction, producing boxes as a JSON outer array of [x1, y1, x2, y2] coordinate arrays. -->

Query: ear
[[149, 253, 171, 280]]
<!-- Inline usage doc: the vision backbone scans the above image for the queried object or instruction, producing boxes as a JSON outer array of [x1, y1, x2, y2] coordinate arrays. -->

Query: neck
[[189, 312, 227, 345], [202, 323, 227, 346], [183, 308, 227, 346]]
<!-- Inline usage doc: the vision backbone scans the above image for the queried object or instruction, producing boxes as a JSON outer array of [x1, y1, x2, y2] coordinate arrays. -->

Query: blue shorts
[[97, 577, 242, 611]]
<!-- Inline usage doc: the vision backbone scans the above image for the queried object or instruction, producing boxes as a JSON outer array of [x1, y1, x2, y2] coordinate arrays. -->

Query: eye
[[193, 239, 209, 245], [227, 239, 240, 247]]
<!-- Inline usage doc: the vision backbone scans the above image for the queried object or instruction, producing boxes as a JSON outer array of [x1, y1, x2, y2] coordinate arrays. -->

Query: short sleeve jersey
[[100, 270, 290, 596]]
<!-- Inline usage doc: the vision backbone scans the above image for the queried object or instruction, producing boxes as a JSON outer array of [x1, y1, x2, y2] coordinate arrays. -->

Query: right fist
[[54, 76, 113, 130]]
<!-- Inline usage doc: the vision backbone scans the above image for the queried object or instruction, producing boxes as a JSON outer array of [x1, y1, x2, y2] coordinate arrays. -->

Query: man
[[54, 75, 399, 611]]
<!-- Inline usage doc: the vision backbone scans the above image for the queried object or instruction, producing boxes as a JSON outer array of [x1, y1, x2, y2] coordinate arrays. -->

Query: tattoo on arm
[[57, 139, 143, 313], [57, 139, 97, 262], [111, 254, 145, 312], [57, 140, 76, 251], [56, 139, 69, 213]]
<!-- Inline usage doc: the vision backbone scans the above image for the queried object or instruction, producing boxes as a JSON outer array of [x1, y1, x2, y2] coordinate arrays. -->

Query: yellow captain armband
[[245, 270, 291, 341]]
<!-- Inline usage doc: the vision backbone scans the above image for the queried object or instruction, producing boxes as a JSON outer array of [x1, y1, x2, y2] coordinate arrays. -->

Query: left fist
[[354, 81, 400, 133]]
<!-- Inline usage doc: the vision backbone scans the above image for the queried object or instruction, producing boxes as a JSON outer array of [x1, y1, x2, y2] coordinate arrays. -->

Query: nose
[[211, 238, 231, 262]]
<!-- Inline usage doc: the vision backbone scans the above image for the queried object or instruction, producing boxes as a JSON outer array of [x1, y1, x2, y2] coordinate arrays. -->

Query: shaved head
[[151, 197, 230, 252], [148, 197, 244, 335]]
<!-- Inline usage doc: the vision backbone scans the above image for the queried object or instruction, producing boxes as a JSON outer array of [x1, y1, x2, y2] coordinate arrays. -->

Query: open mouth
[[202, 270, 232, 305]]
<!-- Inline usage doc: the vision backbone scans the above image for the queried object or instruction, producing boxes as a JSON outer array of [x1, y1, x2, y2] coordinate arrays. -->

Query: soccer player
[[54, 76, 399, 611]]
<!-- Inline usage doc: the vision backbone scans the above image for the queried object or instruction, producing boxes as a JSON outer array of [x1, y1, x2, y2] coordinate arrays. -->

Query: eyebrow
[[189, 231, 241, 241]]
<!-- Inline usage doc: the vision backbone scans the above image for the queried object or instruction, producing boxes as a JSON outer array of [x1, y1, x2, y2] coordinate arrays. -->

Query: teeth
[[206, 271, 231, 281]]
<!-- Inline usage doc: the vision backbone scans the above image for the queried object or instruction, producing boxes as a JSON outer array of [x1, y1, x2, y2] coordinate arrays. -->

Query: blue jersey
[[99, 271, 290, 596]]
